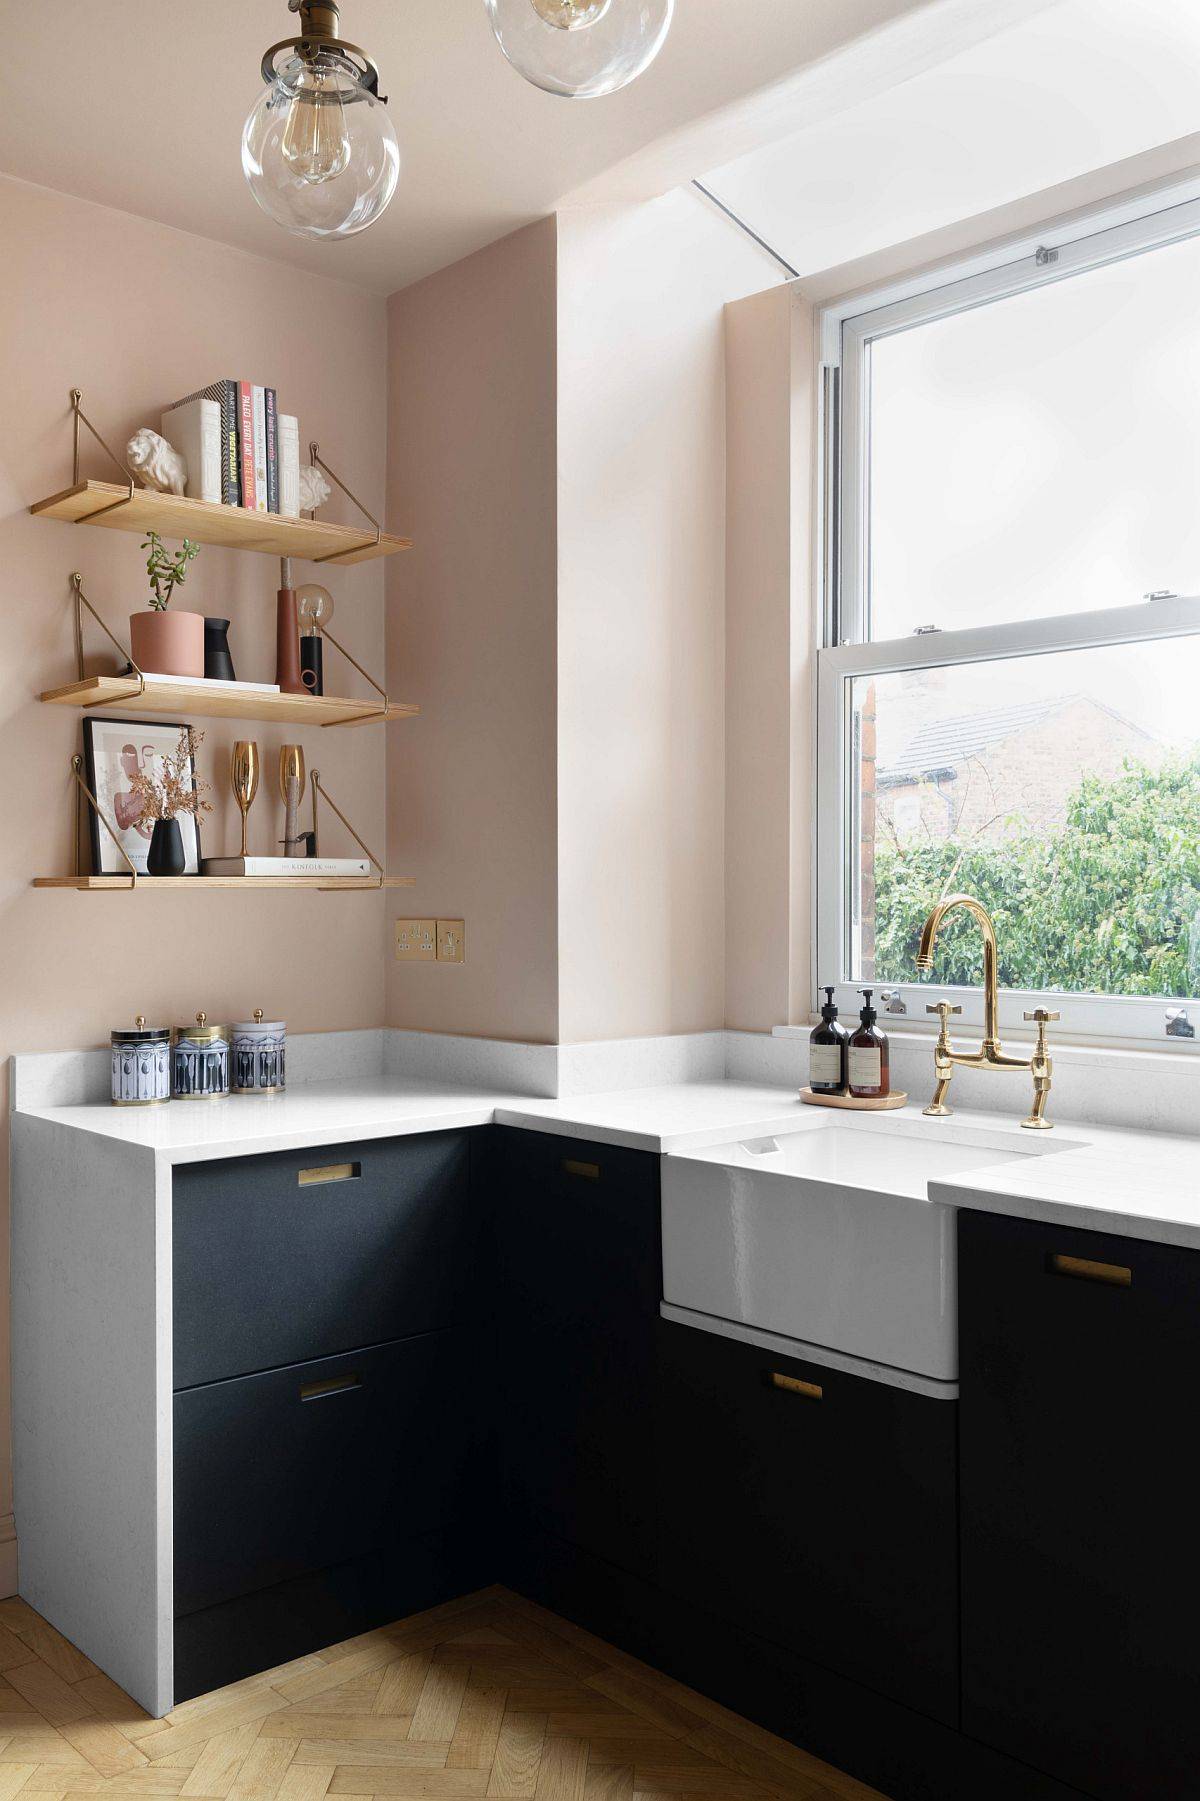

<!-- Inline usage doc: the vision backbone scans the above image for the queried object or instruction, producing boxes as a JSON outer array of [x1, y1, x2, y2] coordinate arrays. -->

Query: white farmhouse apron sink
[[662, 1114, 1080, 1381]]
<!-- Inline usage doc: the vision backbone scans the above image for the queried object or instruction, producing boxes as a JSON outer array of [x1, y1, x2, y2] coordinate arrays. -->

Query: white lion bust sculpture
[[127, 428, 187, 497]]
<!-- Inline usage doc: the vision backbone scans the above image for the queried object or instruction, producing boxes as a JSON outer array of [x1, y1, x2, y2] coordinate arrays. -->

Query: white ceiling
[[0, 0, 1051, 295], [700, 0, 1200, 279]]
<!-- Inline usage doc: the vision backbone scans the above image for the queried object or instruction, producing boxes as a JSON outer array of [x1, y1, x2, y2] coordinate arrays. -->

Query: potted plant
[[127, 726, 212, 876], [129, 532, 203, 678]]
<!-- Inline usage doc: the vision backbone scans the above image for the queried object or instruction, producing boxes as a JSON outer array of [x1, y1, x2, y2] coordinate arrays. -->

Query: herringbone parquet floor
[[0, 1588, 890, 1801]]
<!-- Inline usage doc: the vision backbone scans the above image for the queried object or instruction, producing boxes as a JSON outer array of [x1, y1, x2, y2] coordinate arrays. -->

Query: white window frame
[[815, 180, 1200, 1052]]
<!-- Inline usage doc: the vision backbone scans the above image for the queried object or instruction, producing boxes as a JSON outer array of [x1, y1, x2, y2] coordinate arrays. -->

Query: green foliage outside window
[[873, 756, 1200, 999]]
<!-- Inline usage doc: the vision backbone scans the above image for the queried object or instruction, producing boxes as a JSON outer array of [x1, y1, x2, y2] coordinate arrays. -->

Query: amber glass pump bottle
[[808, 986, 849, 1095], [848, 988, 891, 1099]]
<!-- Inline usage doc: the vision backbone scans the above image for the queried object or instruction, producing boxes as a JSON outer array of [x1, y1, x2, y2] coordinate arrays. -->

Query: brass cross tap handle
[[1023, 1009, 1061, 1023], [1022, 1009, 1058, 1131], [923, 1002, 962, 1118], [925, 1002, 963, 1019]]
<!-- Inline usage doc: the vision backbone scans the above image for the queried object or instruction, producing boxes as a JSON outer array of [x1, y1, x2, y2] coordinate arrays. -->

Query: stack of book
[[162, 382, 302, 516]]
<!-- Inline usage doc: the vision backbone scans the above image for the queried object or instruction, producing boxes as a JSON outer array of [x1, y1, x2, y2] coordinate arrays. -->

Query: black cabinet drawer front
[[173, 1131, 475, 1388], [959, 1210, 1200, 1799], [173, 1331, 482, 1618], [657, 1324, 959, 1726], [496, 1130, 661, 1322]]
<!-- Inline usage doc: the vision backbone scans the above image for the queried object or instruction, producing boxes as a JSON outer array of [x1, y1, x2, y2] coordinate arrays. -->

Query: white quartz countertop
[[14, 1075, 1200, 1246], [14, 1077, 816, 1164]]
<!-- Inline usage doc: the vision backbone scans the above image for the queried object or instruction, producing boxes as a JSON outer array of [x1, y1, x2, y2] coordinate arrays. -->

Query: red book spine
[[239, 381, 255, 511]]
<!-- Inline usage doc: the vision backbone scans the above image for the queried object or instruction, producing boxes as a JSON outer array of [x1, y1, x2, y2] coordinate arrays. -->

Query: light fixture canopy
[[484, 0, 674, 98], [243, 0, 399, 241]]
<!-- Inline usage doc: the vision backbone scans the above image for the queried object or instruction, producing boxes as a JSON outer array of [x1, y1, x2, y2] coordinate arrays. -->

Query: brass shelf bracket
[[308, 440, 382, 563], [70, 388, 140, 521], [71, 572, 146, 697], [310, 769, 394, 887], [70, 754, 137, 888], [316, 625, 390, 724]]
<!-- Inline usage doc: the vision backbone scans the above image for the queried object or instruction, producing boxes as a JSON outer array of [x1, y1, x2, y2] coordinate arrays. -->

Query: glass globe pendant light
[[484, 0, 674, 98], [243, 0, 399, 240]]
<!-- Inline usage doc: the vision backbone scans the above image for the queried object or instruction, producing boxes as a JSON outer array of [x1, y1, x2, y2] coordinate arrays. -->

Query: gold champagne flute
[[279, 744, 307, 858], [230, 741, 260, 860]]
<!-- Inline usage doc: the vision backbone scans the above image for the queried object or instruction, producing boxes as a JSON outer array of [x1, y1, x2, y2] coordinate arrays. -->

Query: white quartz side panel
[[11, 1117, 171, 1715]]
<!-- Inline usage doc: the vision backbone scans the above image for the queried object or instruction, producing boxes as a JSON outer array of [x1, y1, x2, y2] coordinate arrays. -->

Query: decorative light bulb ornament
[[243, 0, 399, 240], [485, 0, 673, 97]]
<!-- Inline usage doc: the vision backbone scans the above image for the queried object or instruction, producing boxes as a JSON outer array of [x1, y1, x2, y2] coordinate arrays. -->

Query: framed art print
[[81, 717, 203, 876]]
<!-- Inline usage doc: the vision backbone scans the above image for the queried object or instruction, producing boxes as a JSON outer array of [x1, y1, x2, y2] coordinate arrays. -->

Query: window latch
[[1035, 245, 1059, 266], [880, 989, 908, 1015], [1144, 590, 1178, 601], [1165, 1009, 1195, 1040], [912, 624, 941, 636]]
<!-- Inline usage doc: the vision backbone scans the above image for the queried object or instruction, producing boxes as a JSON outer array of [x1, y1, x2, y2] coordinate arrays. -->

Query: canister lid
[[232, 1008, 285, 1034], [112, 1013, 169, 1045], [176, 1011, 227, 1046]]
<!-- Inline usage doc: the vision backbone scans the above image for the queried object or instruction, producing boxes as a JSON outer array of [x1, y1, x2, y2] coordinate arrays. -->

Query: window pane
[[850, 637, 1200, 999], [867, 232, 1200, 639]]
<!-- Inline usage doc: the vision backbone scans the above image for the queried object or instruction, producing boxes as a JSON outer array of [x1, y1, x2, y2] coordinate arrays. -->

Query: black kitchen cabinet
[[173, 1131, 476, 1388], [171, 1129, 489, 1699], [959, 1209, 1200, 1801], [656, 1320, 960, 1727], [493, 1129, 662, 1580]]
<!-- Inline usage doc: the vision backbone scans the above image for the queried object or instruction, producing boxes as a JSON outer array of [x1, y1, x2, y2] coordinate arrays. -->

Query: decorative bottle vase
[[129, 610, 205, 679], [204, 617, 236, 682], [275, 588, 305, 695], [147, 817, 186, 877]]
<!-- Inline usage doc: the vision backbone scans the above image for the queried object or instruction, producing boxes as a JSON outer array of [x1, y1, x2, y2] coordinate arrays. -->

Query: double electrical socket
[[395, 919, 465, 964]]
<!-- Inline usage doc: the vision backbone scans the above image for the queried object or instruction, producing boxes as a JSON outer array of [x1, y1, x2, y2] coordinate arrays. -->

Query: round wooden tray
[[799, 1087, 909, 1112]]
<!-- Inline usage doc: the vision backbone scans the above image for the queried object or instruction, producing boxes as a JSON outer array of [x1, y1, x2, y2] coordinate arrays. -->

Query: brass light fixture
[[243, 0, 399, 241]]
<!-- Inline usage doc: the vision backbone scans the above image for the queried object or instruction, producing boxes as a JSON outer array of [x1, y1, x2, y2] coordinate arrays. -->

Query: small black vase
[[204, 617, 236, 682], [147, 817, 186, 877]]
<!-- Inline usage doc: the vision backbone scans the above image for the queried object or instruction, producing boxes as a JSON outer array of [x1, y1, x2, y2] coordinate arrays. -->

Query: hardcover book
[[239, 381, 256, 510], [251, 385, 268, 514], [160, 397, 222, 505], [166, 381, 240, 504], [278, 413, 301, 519], [265, 387, 279, 514], [200, 856, 372, 877]]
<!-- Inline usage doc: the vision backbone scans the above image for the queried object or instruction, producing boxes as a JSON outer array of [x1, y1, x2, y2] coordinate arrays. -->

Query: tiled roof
[[876, 693, 1154, 784]]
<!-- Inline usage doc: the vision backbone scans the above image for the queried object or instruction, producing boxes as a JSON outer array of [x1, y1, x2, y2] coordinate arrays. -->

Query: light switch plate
[[437, 919, 465, 964], [395, 919, 437, 961]]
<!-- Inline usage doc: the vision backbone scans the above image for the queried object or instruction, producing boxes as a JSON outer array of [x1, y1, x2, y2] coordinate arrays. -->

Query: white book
[[130, 673, 282, 693], [278, 413, 301, 519], [201, 856, 371, 877], [251, 385, 268, 513], [161, 397, 222, 504]]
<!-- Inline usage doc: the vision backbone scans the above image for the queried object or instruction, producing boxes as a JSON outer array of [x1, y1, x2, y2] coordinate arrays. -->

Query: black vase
[[147, 817, 186, 877], [204, 617, 236, 682]]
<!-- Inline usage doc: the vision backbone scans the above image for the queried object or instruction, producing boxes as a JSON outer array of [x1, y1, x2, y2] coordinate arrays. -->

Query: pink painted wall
[[555, 194, 783, 1042], [724, 283, 816, 1030], [384, 219, 559, 1044], [0, 174, 392, 1584]]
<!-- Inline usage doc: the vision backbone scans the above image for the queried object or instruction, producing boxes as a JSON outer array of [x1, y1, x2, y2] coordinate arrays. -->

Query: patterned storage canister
[[231, 1009, 286, 1094], [172, 1013, 230, 1100], [111, 1016, 171, 1107]]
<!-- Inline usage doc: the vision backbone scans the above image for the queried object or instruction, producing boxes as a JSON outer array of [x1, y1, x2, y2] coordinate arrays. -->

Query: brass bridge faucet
[[916, 892, 1058, 1131]]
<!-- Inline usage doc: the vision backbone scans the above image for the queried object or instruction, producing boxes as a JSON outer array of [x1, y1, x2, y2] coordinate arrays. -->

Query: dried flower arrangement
[[128, 728, 214, 825], [142, 531, 200, 611]]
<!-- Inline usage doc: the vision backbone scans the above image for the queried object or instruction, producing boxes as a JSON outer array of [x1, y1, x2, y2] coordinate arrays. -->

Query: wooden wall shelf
[[30, 482, 412, 566], [40, 676, 418, 729], [33, 875, 415, 891]]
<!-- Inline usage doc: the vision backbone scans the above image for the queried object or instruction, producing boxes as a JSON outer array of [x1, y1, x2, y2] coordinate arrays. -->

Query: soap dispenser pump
[[808, 986, 849, 1096], [848, 988, 891, 1099]]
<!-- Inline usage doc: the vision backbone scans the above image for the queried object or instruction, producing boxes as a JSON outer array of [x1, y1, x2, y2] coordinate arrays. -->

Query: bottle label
[[848, 1046, 882, 1090], [810, 1044, 843, 1087]]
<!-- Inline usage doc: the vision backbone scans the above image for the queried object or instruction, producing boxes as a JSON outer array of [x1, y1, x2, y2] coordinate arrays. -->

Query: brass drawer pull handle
[[298, 1162, 360, 1186], [300, 1373, 362, 1402], [1048, 1253, 1132, 1288], [562, 1158, 600, 1180], [770, 1372, 823, 1401]]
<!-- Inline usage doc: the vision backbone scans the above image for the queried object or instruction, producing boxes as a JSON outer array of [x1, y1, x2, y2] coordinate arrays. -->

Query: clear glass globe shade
[[484, 0, 673, 97], [242, 51, 400, 240], [296, 583, 335, 633]]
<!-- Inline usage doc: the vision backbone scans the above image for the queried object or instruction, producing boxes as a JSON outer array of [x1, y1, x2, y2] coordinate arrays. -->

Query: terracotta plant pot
[[129, 609, 205, 679]]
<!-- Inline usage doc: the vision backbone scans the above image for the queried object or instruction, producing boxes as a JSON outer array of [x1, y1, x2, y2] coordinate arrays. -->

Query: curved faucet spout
[[917, 892, 1001, 1049]]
